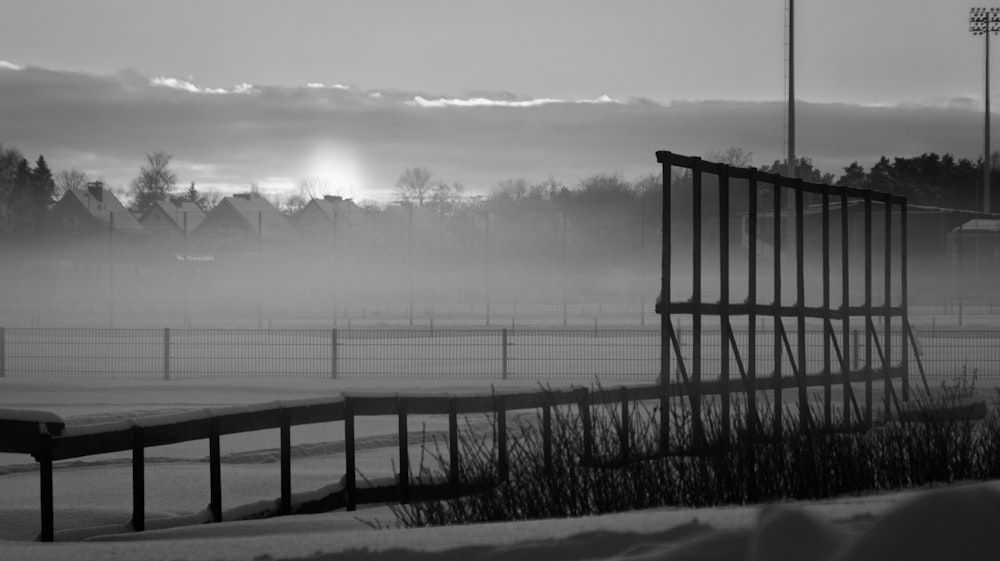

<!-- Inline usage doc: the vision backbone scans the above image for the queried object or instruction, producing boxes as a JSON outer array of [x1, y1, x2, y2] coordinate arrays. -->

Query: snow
[[2, 377, 999, 561]]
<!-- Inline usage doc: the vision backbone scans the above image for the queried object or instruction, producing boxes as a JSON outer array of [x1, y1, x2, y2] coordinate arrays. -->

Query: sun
[[304, 144, 366, 199]]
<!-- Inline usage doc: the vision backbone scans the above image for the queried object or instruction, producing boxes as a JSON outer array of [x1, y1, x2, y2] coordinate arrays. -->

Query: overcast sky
[[0, 0, 996, 201]]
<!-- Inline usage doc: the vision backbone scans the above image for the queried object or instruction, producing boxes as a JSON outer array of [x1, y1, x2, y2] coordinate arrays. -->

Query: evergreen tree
[[183, 181, 206, 209], [30, 155, 56, 208], [13, 158, 32, 203]]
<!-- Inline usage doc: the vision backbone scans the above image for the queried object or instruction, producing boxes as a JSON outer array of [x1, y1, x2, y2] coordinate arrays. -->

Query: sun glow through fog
[[304, 144, 366, 199]]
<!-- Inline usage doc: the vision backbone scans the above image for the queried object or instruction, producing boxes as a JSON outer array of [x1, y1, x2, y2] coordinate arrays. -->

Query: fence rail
[[0, 326, 996, 382]]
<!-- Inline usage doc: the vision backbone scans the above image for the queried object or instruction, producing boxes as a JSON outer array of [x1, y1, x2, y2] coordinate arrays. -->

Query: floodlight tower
[[970, 7, 1000, 212]]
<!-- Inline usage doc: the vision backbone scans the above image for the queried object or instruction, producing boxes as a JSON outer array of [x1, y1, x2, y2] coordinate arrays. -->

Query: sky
[[0, 0, 997, 202]]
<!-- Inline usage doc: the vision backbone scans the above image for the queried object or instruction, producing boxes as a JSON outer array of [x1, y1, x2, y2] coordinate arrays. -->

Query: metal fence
[[0, 326, 996, 382]]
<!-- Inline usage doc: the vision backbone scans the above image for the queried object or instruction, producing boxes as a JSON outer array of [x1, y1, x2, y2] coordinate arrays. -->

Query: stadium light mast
[[786, 0, 796, 179], [971, 7, 1000, 212]]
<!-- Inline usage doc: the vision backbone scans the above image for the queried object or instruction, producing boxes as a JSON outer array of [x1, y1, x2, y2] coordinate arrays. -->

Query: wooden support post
[[543, 393, 553, 477], [280, 408, 292, 516], [864, 191, 874, 427], [822, 186, 832, 428], [345, 398, 356, 511], [448, 398, 459, 491], [131, 426, 145, 532], [497, 395, 508, 482], [620, 387, 630, 464], [657, 152, 672, 459], [773, 178, 783, 437], [397, 397, 409, 504], [884, 199, 893, 418], [841, 188, 851, 428], [209, 417, 222, 523], [901, 199, 910, 402], [38, 433, 54, 542], [719, 164, 731, 445], [579, 388, 593, 465], [795, 183, 808, 429], [747, 168, 759, 434], [691, 157, 704, 446]]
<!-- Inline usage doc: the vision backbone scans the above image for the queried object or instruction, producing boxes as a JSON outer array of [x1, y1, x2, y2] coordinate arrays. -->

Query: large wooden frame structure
[[656, 151, 923, 445]]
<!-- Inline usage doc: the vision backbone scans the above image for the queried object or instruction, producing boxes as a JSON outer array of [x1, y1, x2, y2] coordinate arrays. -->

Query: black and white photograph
[[2, 1, 1000, 559]]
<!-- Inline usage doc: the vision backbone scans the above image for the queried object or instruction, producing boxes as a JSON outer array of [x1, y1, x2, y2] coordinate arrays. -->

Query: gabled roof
[[58, 187, 144, 232], [194, 194, 296, 241], [139, 199, 206, 233], [953, 219, 1000, 234]]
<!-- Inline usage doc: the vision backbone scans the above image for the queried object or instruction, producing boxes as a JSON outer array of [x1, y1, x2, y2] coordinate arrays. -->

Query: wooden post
[[209, 418, 222, 522], [448, 398, 459, 491], [543, 393, 553, 477], [163, 328, 170, 381], [864, 191, 873, 426], [657, 153, 673, 457], [747, 167, 759, 434], [884, 198, 893, 417], [38, 433, 54, 542], [497, 395, 508, 482], [345, 397, 356, 511], [795, 183, 808, 429], [773, 176, 783, 437], [901, 199, 910, 402], [132, 426, 145, 532], [579, 388, 592, 465], [620, 387, 630, 465], [691, 157, 704, 446], [280, 408, 292, 515], [719, 164, 731, 444], [822, 186, 832, 428], [841, 188, 851, 428], [397, 397, 409, 504]]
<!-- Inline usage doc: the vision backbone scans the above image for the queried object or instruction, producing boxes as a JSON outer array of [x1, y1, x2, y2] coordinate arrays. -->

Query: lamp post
[[971, 7, 1000, 213]]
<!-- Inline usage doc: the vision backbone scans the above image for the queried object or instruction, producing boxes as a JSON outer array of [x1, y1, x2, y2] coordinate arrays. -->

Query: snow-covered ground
[[2, 377, 998, 561]]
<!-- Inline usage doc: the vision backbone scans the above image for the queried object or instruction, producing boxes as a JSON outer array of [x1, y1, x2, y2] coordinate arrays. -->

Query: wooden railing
[[0, 364, 906, 542]]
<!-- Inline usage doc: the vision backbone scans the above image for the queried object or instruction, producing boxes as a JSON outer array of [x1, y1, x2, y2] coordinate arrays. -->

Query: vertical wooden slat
[[397, 397, 409, 504], [773, 177, 783, 437], [280, 408, 291, 515], [795, 183, 808, 429], [38, 433, 54, 542], [542, 394, 553, 477], [901, 198, 910, 401], [448, 398, 459, 490], [658, 153, 672, 455], [497, 395, 508, 482], [719, 164, 731, 444], [747, 168, 759, 434], [841, 189, 851, 428], [884, 199, 893, 417], [345, 397, 356, 511], [691, 157, 703, 446], [209, 417, 222, 522], [864, 191, 874, 426], [132, 426, 145, 532], [822, 186, 832, 428]]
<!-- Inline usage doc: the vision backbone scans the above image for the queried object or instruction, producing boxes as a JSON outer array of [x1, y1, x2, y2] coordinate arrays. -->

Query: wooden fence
[[1, 361, 905, 542]]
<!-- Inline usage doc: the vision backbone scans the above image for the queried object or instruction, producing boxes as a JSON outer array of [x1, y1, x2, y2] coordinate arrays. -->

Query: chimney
[[86, 181, 104, 202]]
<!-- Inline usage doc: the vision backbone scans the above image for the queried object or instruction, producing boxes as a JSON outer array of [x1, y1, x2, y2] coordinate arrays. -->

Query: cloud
[[0, 66, 988, 202], [0, 61, 22, 71]]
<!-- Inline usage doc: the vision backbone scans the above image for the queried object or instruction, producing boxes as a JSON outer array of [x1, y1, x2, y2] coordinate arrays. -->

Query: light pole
[[971, 7, 1000, 213]]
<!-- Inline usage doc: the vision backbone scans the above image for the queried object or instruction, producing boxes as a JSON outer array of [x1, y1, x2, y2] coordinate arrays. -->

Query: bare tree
[[429, 182, 465, 215], [705, 146, 753, 167], [395, 167, 434, 207], [54, 168, 88, 195], [129, 151, 177, 213]]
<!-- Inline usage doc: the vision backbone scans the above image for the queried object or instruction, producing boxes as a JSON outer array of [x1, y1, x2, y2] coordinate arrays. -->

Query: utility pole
[[971, 7, 1000, 213]]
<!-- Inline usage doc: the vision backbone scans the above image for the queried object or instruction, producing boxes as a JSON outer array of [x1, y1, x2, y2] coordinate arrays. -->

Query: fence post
[[38, 433, 54, 542], [501, 328, 508, 380], [448, 398, 459, 491], [397, 397, 410, 504], [497, 394, 508, 482], [0, 327, 5, 378], [209, 417, 222, 522], [345, 397, 356, 511], [163, 328, 170, 381], [131, 426, 145, 532], [620, 387, 629, 465], [542, 392, 553, 477], [280, 408, 291, 515], [331, 328, 338, 380]]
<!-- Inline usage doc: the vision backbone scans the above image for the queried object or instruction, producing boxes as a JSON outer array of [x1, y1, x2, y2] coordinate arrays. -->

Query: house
[[295, 195, 370, 244], [949, 219, 1000, 278], [47, 182, 144, 236], [189, 193, 296, 250], [138, 198, 206, 237]]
